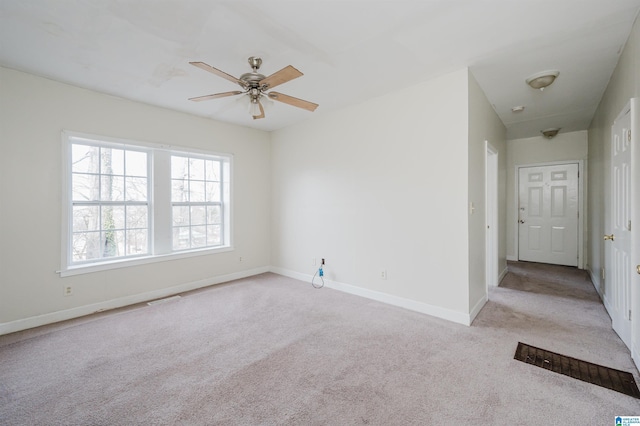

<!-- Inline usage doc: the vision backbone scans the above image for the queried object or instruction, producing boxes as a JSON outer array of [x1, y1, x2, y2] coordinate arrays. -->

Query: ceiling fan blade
[[189, 91, 244, 102], [268, 92, 318, 112], [189, 61, 242, 86], [253, 101, 265, 120], [260, 65, 303, 90]]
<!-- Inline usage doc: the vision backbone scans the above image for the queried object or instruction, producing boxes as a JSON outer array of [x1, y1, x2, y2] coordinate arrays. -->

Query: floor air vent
[[514, 342, 640, 399]]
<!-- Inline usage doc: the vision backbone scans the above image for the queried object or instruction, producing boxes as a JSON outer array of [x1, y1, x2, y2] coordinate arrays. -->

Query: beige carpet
[[1, 262, 638, 424]]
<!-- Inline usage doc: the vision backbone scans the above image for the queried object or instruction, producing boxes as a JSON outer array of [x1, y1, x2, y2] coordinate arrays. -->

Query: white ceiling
[[1, 0, 639, 139]]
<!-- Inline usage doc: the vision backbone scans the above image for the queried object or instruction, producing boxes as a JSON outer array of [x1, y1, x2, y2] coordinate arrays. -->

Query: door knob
[[519, 219, 525, 224], [604, 234, 615, 241], [637, 265, 640, 275]]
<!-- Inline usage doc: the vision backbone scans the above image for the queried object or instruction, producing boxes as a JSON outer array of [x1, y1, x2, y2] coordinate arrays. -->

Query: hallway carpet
[[1, 262, 638, 424]]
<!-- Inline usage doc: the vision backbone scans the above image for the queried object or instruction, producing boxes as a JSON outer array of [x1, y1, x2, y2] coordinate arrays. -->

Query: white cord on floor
[[312, 267, 324, 289]]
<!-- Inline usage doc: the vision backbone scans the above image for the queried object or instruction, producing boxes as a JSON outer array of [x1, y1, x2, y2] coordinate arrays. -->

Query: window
[[70, 143, 150, 263], [62, 132, 232, 275], [171, 155, 225, 251]]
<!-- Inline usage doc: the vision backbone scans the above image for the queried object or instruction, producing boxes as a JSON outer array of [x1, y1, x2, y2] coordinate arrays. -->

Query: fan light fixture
[[249, 98, 261, 116], [526, 70, 560, 91], [541, 128, 561, 139]]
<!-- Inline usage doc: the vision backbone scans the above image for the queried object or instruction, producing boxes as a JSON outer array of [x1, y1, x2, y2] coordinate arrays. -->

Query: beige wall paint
[[0, 67, 271, 327], [467, 71, 507, 314], [588, 15, 640, 294], [271, 68, 484, 322]]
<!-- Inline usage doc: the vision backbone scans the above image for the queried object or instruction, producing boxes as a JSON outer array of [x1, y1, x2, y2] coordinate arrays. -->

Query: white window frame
[[60, 131, 233, 277]]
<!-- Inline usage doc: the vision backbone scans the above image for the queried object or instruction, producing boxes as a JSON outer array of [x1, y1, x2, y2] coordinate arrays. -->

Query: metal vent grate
[[514, 342, 640, 399]]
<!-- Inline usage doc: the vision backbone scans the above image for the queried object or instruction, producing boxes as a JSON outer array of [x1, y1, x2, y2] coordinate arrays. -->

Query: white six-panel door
[[518, 164, 579, 266], [606, 105, 632, 350]]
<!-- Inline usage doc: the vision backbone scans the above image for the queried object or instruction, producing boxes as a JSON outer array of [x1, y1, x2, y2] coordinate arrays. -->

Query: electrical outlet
[[380, 270, 387, 280], [321, 258, 325, 265], [63, 285, 73, 296], [239, 256, 243, 262]]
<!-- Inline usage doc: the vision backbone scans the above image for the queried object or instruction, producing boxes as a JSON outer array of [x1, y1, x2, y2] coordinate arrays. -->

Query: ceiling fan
[[188, 57, 319, 120]]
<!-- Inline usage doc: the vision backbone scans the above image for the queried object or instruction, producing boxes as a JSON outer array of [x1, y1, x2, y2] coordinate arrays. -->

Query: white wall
[[0, 67, 271, 331], [505, 130, 588, 261], [467, 72, 507, 314], [271, 68, 478, 322], [588, 15, 640, 294]]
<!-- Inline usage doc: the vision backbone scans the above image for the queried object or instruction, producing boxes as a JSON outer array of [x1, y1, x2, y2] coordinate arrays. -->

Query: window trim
[[60, 130, 234, 277]]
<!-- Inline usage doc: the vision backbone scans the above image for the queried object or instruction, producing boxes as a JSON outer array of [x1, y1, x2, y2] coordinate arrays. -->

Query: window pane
[[191, 206, 206, 226], [205, 160, 220, 181], [207, 225, 221, 245], [205, 182, 220, 202], [72, 231, 101, 261], [72, 173, 99, 201], [101, 175, 124, 201], [171, 179, 188, 202], [73, 206, 100, 232], [190, 181, 205, 202], [172, 227, 190, 250], [206, 206, 221, 224], [171, 156, 188, 179], [103, 229, 124, 258], [126, 205, 148, 229], [125, 150, 147, 177], [172, 206, 190, 226], [189, 158, 205, 180], [126, 229, 148, 255], [101, 148, 124, 176], [191, 225, 206, 248], [72, 145, 99, 173], [125, 177, 147, 201], [102, 205, 125, 231]]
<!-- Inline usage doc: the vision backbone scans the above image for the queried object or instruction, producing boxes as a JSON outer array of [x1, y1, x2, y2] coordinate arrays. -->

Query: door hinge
[[630, 310, 632, 321], [629, 220, 632, 231], [601, 267, 605, 280]]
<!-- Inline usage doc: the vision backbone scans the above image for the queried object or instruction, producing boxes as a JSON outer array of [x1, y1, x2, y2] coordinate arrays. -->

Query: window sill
[[58, 246, 233, 277]]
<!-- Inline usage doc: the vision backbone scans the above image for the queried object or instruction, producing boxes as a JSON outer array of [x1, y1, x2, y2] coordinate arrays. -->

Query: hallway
[[477, 261, 638, 394]]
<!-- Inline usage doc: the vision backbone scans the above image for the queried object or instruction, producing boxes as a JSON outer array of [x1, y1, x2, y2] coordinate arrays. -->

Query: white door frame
[[486, 141, 499, 291], [514, 160, 585, 269]]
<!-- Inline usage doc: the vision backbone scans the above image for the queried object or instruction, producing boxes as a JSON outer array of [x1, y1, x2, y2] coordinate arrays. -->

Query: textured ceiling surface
[[1, 0, 639, 138]]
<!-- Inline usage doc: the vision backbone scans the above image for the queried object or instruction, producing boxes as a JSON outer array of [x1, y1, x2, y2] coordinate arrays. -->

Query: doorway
[[517, 163, 580, 267]]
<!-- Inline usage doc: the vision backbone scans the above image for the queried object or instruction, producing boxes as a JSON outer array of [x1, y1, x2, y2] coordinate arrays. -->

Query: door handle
[[637, 265, 640, 275], [604, 234, 615, 241], [518, 219, 525, 224]]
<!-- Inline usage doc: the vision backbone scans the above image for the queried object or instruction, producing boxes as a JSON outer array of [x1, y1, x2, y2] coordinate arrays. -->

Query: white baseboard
[[498, 266, 508, 284], [0, 266, 270, 336], [506, 255, 517, 261], [270, 266, 473, 326], [586, 266, 603, 297], [469, 295, 488, 324]]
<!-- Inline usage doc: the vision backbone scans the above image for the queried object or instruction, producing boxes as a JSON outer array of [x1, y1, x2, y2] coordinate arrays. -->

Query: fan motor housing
[[239, 72, 266, 88]]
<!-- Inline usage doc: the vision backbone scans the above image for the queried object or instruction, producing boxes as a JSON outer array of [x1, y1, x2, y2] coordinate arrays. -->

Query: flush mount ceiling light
[[511, 105, 525, 113], [541, 128, 561, 139], [526, 70, 560, 91]]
